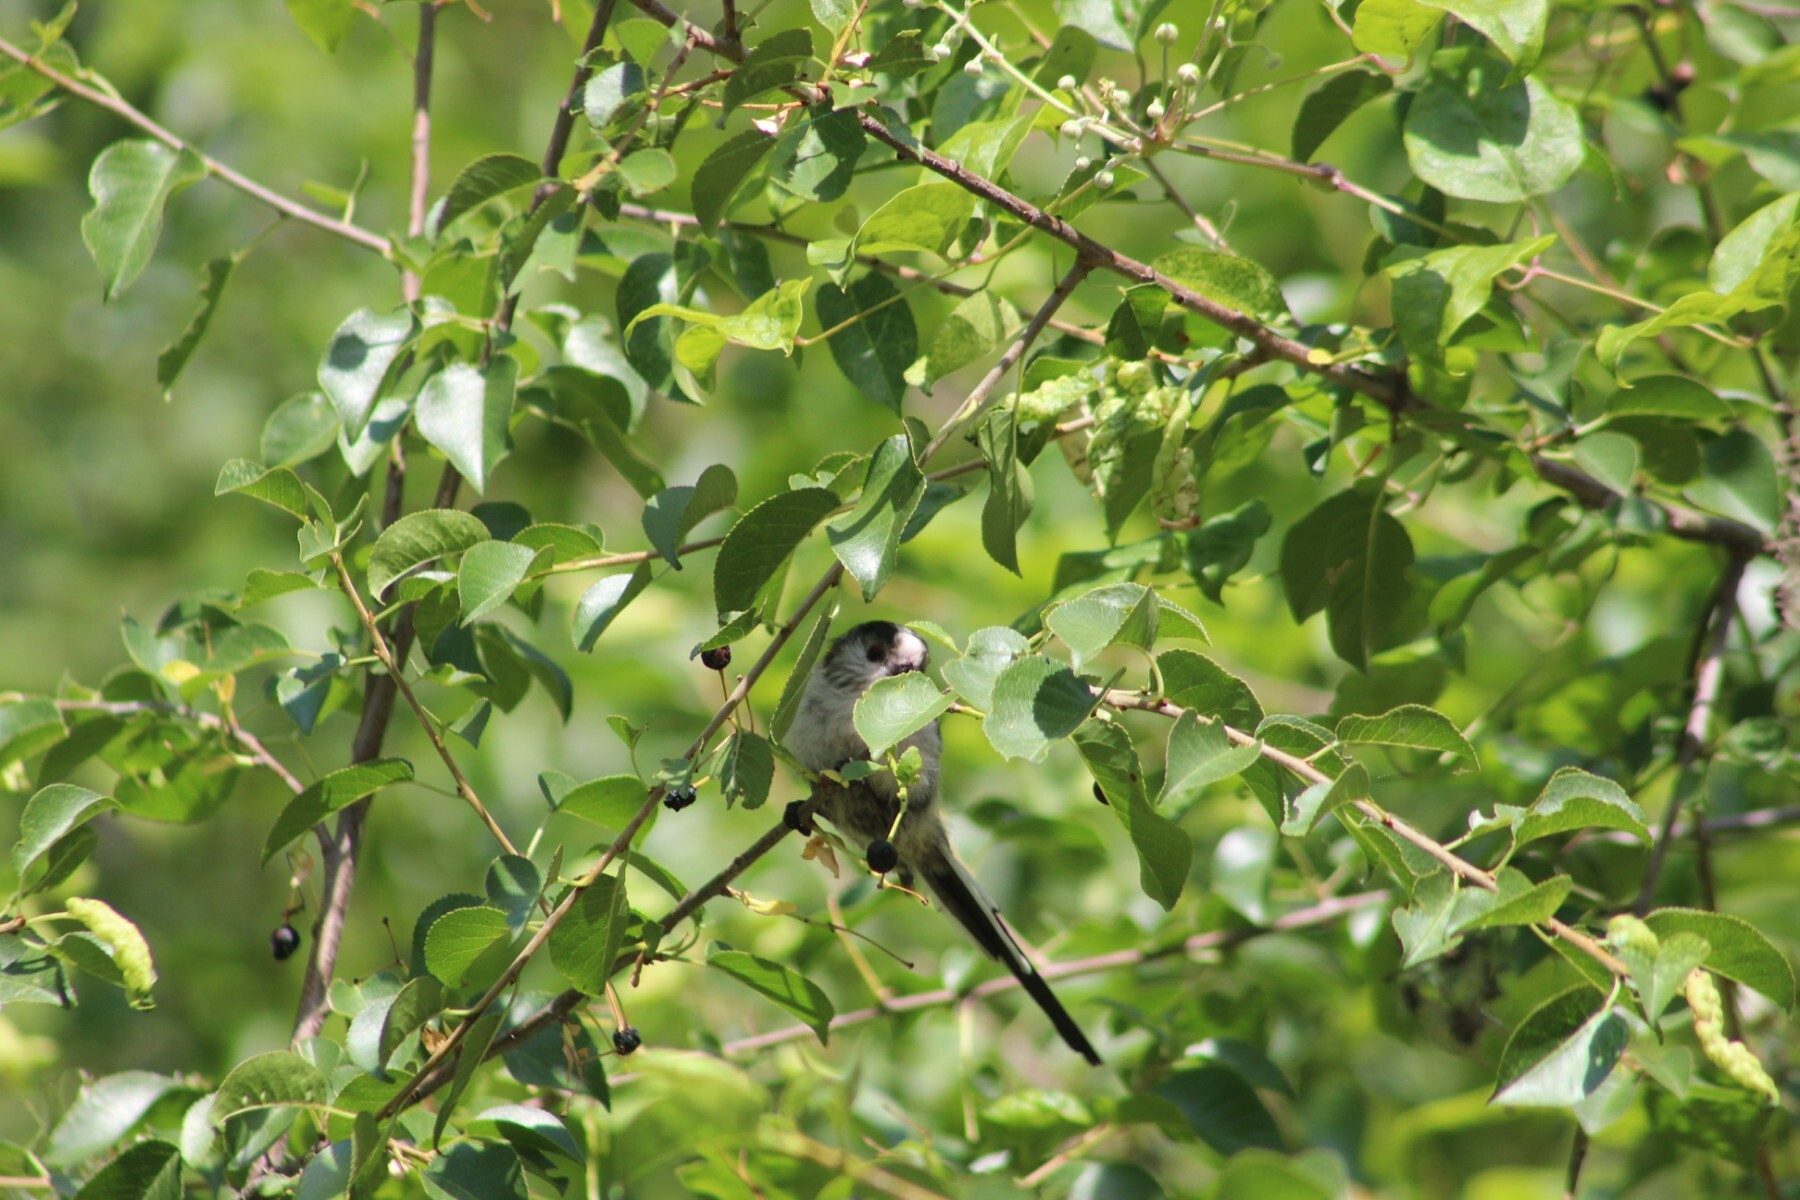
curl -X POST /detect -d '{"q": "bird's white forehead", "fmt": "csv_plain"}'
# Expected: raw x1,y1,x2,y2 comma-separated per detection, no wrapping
892,627,927,662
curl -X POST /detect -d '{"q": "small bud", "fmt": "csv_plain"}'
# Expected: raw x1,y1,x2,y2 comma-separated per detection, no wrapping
903,0,924,7
1057,74,1078,91
1074,155,1092,170
1155,21,1179,43
1060,118,1086,138
1146,100,1166,120
932,42,954,61
1177,62,1201,85
963,57,983,76
1095,170,1115,189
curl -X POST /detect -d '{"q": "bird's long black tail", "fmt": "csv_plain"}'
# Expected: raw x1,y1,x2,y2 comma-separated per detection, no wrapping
918,851,1101,1065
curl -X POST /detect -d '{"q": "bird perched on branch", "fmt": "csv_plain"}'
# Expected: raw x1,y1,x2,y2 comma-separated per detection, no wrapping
787,620,1101,1065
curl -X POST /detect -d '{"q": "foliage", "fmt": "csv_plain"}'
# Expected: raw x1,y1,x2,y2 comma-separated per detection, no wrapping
1,0,1797,1195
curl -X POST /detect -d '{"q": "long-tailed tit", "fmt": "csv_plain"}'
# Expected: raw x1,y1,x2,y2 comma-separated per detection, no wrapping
787,620,1101,1064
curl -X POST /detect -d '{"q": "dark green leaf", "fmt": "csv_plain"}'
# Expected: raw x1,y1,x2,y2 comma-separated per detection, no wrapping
1492,987,1627,1106
1293,71,1394,161
157,256,236,398
854,673,952,759
424,906,510,987
416,358,517,494
828,435,924,599
215,460,309,520
722,729,774,809
817,273,916,411
212,1051,329,1122
457,541,537,625
706,949,834,1043
721,28,814,114
1643,908,1796,1009
713,488,838,617
1076,720,1192,910
434,153,540,235
1280,488,1415,670
318,307,416,435
984,655,1098,761
1403,48,1581,201
1155,248,1286,320
13,783,115,880
977,408,1032,575
71,1139,180,1200
1684,429,1781,533
1046,582,1159,671
0,699,65,770
1336,704,1476,766
643,464,738,568
692,130,777,232
262,759,414,864
422,1141,526,1200
46,1073,185,1167
547,873,629,995
573,562,654,652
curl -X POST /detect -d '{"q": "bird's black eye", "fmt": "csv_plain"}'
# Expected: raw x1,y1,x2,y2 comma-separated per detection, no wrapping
866,642,886,663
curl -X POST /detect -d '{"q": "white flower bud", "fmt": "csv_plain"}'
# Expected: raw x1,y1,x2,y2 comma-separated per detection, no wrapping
1177,62,1201,85
1095,170,1115,189
1074,155,1092,170
1146,100,1166,120
963,57,983,76
1057,74,1078,91
1060,118,1087,138
932,42,954,60
902,0,924,7
1154,21,1179,43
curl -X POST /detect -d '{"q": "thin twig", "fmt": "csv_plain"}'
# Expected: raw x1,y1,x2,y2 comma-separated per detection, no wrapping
0,37,391,256
760,1130,951,1200
32,698,306,796
1635,556,1745,914
329,552,518,855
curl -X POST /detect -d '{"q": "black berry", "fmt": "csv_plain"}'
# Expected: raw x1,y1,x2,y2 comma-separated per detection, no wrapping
700,646,732,671
664,785,697,812
1092,782,1110,806
612,1026,642,1056
783,800,814,834
866,839,899,874
270,924,301,961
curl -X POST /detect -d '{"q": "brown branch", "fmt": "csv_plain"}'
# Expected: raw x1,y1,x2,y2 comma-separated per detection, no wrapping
0,37,391,256
1530,455,1770,558
1635,556,1745,914
401,2,440,304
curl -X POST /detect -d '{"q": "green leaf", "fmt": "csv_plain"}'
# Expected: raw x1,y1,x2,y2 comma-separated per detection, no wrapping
424,906,510,987
14,783,115,880
1160,649,1264,729
262,759,414,864
692,130,777,232
71,1139,181,1200
1155,248,1286,321
771,106,865,203
1161,713,1263,809
1459,868,1574,931
827,435,925,599
46,1072,185,1167
368,509,492,597
375,975,444,1070
854,673,953,759
261,392,341,468
617,148,676,197
865,31,935,78
457,541,537,625
1031,24,1098,85
810,0,853,32
1492,987,1627,1107
816,273,916,411
584,61,647,130
1420,0,1548,76
1614,929,1710,1023
1684,429,1781,533
417,358,517,494
984,655,1098,761
1385,235,1554,358
721,27,814,114
284,0,357,52
431,1012,502,1148
422,1141,526,1200
470,1104,585,1164
157,256,236,398
1076,721,1191,909
1350,0,1443,59
572,562,654,652
212,1051,329,1122
561,773,655,831
1403,49,1582,201
1280,763,1370,836
713,488,838,618
0,699,65,770
1708,191,1800,296
1429,544,1538,634
1047,582,1160,671
910,291,1017,388
547,873,629,995
1642,908,1796,1009
1335,704,1475,766
1572,431,1639,494
62,897,156,1009
722,729,774,809
1293,71,1394,161
434,153,540,235
1280,487,1415,670
1213,1150,1334,1200
486,854,542,934
1391,871,1485,966
81,139,206,300
215,460,309,520
706,949,834,1043
1604,375,1732,422
1509,767,1649,852
852,184,976,262
318,307,417,435
642,464,738,568
1149,1065,1284,1155
977,407,1033,575
771,608,837,744
942,626,1029,711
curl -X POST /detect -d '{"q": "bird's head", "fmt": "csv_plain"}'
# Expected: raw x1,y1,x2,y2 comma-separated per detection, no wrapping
819,620,929,693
